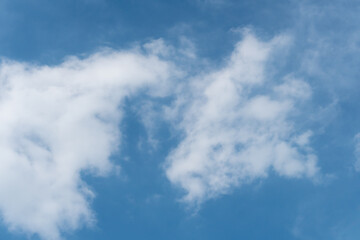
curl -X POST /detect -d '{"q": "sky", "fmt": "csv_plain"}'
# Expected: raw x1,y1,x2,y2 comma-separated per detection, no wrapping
0,0,360,239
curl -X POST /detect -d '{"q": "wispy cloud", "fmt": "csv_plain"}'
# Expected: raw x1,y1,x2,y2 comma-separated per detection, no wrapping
354,134,360,171
164,31,319,206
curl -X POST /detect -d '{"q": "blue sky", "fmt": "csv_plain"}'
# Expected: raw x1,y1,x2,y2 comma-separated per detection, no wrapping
0,0,360,240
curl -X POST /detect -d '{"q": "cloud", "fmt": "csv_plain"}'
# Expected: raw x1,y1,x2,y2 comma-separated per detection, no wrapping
294,1,360,91
0,29,323,238
354,134,360,171
164,32,319,206
0,46,176,239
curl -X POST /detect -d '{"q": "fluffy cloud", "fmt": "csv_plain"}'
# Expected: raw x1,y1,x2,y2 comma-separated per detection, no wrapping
0,47,175,239
165,32,319,206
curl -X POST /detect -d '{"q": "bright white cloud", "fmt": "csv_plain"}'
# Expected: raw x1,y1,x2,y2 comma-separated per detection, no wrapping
164,32,319,206
0,47,176,239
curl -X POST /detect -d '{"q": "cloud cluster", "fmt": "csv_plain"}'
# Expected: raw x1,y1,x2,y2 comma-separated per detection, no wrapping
0,48,175,239
165,32,318,205
0,31,321,239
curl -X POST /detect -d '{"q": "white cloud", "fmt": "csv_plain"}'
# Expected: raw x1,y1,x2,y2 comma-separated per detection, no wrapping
164,32,319,206
0,47,175,239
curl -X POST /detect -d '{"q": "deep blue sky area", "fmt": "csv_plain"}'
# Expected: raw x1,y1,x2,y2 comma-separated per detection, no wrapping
1,0,360,240
0,0,296,63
